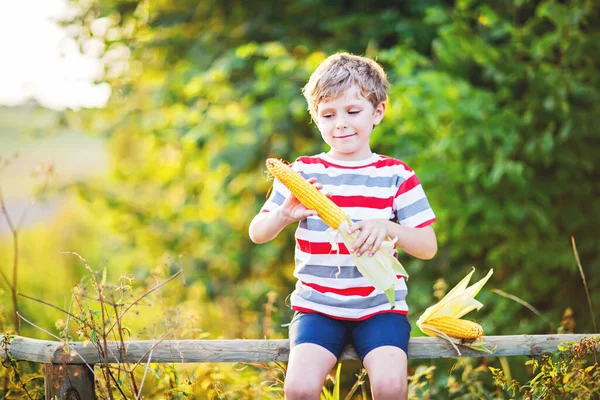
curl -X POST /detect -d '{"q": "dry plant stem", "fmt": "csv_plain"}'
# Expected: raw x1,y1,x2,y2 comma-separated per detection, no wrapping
344,368,367,400
0,173,50,335
107,269,183,334
93,275,115,400
79,293,124,308
105,366,128,399
18,292,95,331
112,302,139,396
59,252,183,397
428,359,434,400
14,175,50,231
0,185,20,334
90,304,127,400
60,252,129,364
499,356,511,380
129,327,178,372
491,289,555,329
491,289,542,317
135,348,153,400
263,293,276,338
72,286,119,400
571,236,597,332
0,267,10,293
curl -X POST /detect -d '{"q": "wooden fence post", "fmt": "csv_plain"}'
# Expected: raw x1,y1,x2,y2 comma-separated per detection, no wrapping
44,364,95,400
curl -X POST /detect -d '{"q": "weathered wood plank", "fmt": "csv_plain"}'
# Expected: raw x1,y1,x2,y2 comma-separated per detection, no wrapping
2,334,598,364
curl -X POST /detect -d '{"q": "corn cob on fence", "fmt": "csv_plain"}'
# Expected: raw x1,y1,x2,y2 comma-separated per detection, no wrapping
420,317,484,340
417,268,494,354
265,158,408,308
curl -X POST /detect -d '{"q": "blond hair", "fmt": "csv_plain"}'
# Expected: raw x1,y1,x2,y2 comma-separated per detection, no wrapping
302,53,389,118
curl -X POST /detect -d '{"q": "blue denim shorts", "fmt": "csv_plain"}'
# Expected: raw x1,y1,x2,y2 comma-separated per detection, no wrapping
288,311,411,362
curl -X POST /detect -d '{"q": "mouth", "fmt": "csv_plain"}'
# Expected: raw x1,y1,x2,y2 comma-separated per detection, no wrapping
334,133,357,139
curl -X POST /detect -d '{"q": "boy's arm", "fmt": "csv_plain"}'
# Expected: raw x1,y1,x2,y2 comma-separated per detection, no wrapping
248,209,295,244
386,223,437,260
248,177,322,244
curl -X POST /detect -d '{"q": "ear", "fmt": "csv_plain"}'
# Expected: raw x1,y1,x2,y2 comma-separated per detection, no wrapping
372,102,386,126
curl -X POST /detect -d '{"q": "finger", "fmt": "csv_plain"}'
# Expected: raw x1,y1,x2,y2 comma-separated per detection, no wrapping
292,207,316,221
357,235,377,257
369,233,387,257
350,229,370,254
282,194,299,207
304,210,318,218
307,177,325,191
307,177,323,190
348,221,363,235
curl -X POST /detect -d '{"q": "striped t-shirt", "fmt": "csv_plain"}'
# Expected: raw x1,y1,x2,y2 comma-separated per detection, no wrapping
261,152,436,320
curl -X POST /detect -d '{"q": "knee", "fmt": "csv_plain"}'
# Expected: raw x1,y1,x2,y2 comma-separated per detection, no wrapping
284,376,322,400
370,375,408,399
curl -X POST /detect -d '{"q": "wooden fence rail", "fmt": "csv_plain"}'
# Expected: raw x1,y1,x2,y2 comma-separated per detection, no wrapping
2,333,599,399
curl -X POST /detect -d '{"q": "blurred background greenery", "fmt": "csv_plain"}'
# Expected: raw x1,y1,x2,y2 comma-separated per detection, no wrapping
1,0,598,398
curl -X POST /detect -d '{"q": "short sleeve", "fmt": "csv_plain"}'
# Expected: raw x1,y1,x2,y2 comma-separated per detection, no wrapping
393,171,436,228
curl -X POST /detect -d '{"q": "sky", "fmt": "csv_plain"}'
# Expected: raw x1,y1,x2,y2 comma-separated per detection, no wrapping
0,0,111,110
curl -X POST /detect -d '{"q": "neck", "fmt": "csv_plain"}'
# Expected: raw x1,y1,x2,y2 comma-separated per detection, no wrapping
326,149,374,162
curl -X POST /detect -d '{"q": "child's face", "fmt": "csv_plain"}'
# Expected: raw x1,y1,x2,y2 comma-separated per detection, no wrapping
315,85,385,161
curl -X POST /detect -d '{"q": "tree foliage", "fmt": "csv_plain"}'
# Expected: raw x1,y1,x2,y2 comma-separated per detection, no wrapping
60,0,600,349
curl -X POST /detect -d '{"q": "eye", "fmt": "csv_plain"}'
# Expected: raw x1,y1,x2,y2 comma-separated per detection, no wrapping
348,110,360,115
322,114,333,119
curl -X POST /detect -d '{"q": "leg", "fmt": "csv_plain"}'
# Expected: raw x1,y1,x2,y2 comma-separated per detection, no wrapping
285,343,337,400
285,312,348,400
363,345,408,400
350,313,411,400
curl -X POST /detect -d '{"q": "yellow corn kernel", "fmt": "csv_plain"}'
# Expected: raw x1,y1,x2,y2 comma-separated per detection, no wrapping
421,316,483,340
266,158,348,229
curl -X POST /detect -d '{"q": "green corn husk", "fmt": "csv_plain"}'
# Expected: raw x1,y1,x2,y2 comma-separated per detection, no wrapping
327,220,408,309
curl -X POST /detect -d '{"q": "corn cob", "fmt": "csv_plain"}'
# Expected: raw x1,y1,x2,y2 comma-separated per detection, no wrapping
266,158,349,229
421,316,483,340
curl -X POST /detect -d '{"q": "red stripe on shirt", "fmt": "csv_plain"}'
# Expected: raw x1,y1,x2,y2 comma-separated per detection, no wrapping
300,281,376,296
300,275,406,297
291,306,408,320
378,155,413,172
296,156,412,171
395,174,420,197
297,239,350,254
416,218,437,228
331,195,393,209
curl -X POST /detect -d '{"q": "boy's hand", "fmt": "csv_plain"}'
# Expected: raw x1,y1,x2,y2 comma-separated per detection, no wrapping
348,219,393,257
277,177,330,224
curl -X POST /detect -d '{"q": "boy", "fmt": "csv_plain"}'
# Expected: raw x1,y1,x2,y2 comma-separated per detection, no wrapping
248,53,437,400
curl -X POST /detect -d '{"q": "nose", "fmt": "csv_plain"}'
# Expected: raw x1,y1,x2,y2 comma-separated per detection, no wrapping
336,117,348,130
